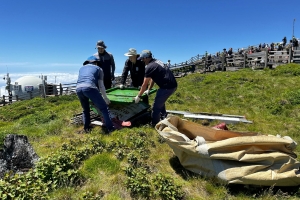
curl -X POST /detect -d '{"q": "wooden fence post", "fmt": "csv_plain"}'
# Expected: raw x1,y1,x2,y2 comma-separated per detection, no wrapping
60,83,63,96
204,51,207,73
43,80,47,98
9,93,12,104
265,49,268,68
289,47,292,63
2,95,5,106
222,53,226,71
243,53,247,68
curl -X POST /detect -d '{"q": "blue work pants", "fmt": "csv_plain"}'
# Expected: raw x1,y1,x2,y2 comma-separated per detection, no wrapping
152,87,177,126
76,87,114,132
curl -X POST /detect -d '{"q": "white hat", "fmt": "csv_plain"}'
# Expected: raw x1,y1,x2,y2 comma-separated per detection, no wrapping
124,48,138,56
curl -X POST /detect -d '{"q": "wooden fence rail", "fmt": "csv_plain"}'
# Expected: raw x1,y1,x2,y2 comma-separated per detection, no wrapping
1,46,300,106
170,47,299,74
0,82,77,106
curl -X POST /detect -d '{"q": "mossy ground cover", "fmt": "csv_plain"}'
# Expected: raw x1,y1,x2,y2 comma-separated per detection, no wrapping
1,64,300,199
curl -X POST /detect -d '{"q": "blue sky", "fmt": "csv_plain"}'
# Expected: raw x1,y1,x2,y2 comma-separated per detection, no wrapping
0,0,299,75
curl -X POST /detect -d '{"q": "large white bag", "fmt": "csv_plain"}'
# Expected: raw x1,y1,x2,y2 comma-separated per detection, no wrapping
155,115,300,186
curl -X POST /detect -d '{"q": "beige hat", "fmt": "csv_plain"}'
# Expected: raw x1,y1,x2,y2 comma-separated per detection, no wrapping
124,48,138,56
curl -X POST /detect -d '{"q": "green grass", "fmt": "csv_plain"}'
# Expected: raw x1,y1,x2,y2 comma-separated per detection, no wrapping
80,153,121,177
1,64,300,199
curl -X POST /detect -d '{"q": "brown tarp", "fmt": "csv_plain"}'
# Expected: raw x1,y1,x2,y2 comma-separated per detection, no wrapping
155,115,300,186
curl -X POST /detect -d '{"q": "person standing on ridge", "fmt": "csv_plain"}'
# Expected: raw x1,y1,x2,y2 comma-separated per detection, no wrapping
165,60,171,68
282,36,287,47
93,40,116,89
119,48,145,89
134,50,177,127
76,55,115,133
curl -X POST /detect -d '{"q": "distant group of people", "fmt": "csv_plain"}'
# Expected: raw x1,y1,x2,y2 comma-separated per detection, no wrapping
247,36,299,54
76,40,177,133
205,35,300,66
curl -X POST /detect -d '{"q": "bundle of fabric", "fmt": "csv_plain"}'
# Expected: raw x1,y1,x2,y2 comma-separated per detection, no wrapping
155,115,300,186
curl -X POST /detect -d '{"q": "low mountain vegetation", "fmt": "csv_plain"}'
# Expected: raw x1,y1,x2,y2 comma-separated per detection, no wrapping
1,64,300,199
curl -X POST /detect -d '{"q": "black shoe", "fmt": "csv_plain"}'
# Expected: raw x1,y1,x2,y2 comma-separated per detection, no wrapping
84,125,95,133
77,129,86,134
149,122,156,128
101,127,116,135
108,127,116,134
84,128,91,133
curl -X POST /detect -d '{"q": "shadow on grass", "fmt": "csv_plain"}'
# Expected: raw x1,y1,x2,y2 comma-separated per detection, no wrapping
227,184,300,198
129,111,152,127
169,156,202,180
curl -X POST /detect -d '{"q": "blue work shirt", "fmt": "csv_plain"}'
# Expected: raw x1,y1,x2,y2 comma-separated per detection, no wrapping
76,64,104,90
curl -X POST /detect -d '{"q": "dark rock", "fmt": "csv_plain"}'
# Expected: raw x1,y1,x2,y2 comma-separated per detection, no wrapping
0,134,39,178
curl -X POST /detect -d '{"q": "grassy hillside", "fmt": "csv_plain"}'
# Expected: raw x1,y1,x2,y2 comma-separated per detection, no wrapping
1,64,300,199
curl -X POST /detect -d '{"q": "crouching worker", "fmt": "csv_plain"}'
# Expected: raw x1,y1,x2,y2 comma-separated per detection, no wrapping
76,56,115,133
134,50,177,127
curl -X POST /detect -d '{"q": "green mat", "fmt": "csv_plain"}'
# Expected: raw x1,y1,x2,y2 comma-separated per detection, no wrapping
106,87,156,103
89,87,157,120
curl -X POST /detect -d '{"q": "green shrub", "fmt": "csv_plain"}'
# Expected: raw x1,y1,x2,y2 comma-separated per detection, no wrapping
125,167,152,199
285,89,300,105
270,63,300,76
19,110,57,126
81,153,120,177
153,173,185,200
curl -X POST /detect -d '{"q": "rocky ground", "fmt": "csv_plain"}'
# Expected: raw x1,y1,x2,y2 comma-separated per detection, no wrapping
113,74,131,87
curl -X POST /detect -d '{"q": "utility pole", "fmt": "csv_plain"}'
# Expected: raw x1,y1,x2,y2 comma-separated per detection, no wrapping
3,73,11,96
293,19,296,38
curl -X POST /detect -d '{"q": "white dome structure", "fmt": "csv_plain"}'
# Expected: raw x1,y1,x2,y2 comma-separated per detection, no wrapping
11,76,44,100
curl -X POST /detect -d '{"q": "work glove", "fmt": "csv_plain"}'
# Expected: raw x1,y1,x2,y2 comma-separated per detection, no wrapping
143,90,150,96
95,61,102,66
104,97,111,105
119,84,125,89
134,95,140,104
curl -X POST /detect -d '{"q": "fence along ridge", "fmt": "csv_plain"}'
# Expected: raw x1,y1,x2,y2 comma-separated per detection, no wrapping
1,44,300,106
0,82,76,106
170,44,299,74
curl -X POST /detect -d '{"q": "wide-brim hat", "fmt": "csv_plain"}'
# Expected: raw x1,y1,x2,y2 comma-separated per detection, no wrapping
124,48,138,56
95,40,107,49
